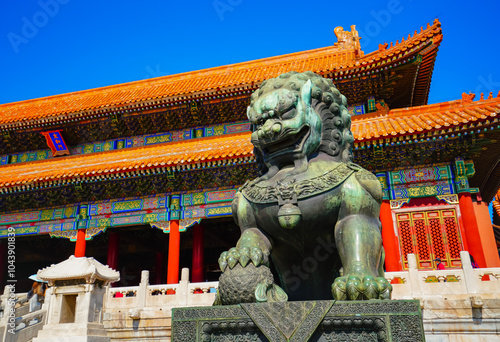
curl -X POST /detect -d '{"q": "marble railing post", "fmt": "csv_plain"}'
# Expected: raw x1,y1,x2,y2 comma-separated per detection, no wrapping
177,268,190,306
41,287,52,316
0,285,14,325
407,254,422,297
460,250,478,294
137,271,149,308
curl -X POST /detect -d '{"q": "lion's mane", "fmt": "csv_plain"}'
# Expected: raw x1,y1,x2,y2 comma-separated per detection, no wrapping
249,71,354,175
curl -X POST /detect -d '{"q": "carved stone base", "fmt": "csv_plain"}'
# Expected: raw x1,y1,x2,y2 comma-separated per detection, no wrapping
172,300,424,342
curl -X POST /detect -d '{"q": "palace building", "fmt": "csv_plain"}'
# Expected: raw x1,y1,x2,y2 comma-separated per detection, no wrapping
1,19,499,292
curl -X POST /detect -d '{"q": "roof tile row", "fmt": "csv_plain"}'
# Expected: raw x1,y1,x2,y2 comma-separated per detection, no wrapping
0,21,441,125
0,95,497,189
352,97,499,140
0,133,253,187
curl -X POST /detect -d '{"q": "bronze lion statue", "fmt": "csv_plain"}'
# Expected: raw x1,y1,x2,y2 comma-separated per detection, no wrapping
215,71,391,305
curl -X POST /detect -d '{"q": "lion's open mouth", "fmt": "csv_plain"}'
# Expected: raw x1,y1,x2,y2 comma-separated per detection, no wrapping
261,125,310,156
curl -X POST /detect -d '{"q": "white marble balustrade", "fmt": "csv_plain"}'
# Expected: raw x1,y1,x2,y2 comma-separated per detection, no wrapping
104,251,500,314
105,268,218,312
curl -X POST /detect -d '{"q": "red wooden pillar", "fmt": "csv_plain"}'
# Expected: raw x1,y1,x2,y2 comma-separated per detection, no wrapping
191,224,205,283
380,200,403,271
459,193,487,267
74,229,87,257
107,231,119,270
155,252,165,284
167,220,180,284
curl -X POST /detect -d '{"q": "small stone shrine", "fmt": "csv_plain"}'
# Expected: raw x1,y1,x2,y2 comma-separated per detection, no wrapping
33,255,120,342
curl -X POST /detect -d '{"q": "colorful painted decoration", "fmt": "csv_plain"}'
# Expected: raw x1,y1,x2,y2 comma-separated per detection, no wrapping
151,218,202,234
348,104,365,116
396,209,463,270
50,227,107,241
41,130,70,157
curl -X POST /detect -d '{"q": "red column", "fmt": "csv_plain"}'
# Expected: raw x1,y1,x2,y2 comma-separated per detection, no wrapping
107,231,119,270
380,200,403,271
459,193,487,267
167,220,180,284
473,201,500,267
74,229,87,257
191,224,205,283
155,252,165,284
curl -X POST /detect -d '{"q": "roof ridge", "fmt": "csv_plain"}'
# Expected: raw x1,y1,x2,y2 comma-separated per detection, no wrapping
359,19,441,63
3,22,445,106
0,45,341,110
0,20,442,126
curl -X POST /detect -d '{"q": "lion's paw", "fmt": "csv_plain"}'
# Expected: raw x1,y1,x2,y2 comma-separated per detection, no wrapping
218,246,268,272
214,262,287,305
255,281,288,303
332,275,392,300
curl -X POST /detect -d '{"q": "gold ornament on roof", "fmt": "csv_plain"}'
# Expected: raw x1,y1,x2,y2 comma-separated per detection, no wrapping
334,25,363,56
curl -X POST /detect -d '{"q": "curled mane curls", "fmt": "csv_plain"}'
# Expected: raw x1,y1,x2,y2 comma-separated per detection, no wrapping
249,71,353,175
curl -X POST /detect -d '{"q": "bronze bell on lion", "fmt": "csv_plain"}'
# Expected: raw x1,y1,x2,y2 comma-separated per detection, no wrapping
277,203,301,229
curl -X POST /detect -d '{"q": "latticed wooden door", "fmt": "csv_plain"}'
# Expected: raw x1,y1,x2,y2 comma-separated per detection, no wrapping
396,208,463,269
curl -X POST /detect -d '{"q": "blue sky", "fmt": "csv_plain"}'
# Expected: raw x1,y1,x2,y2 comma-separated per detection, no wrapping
1,0,499,105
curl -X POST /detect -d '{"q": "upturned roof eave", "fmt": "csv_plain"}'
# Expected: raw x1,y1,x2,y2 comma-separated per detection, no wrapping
0,20,443,127
0,94,498,192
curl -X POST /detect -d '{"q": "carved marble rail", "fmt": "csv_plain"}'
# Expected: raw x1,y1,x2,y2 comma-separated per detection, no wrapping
388,252,500,303
2,251,498,342
105,268,218,311
0,289,47,342
104,251,499,314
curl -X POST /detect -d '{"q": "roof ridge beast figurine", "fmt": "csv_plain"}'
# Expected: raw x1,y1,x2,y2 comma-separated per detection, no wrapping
215,71,392,305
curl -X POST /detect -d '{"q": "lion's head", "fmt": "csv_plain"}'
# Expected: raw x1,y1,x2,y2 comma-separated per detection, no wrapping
247,71,353,175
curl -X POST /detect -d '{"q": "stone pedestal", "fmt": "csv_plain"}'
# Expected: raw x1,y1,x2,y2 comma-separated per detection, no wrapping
33,256,120,342
172,300,424,341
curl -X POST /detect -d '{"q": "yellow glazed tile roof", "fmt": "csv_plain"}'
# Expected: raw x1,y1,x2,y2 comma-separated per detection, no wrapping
351,95,500,140
0,132,253,188
0,95,498,189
